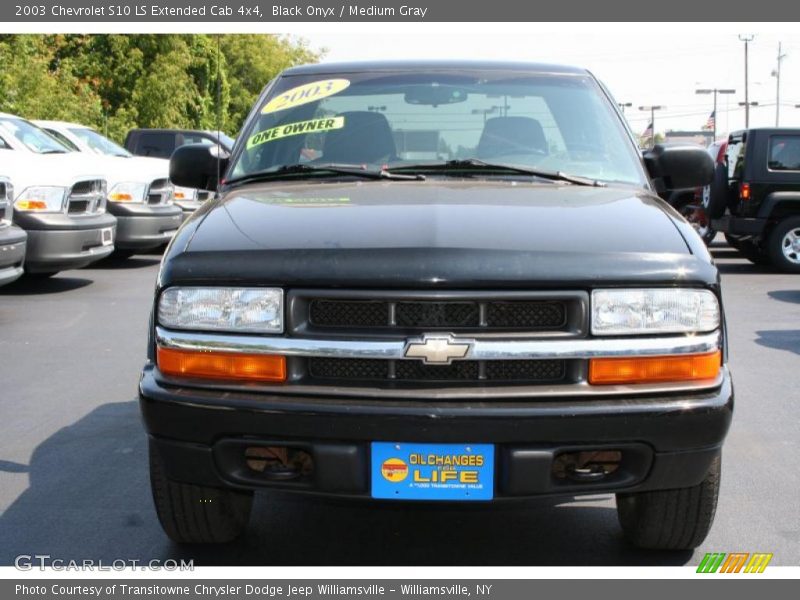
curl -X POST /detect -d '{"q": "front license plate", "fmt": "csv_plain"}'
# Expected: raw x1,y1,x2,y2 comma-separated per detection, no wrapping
100,227,113,246
371,442,494,501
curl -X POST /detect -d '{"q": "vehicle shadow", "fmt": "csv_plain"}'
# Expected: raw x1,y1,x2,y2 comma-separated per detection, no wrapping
714,261,779,275
0,400,693,567
754,330,800,356
768,290,800,304
0,276,93,295
90,256,161,270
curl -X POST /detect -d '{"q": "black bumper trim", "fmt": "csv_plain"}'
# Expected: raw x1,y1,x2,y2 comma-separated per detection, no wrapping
140,365,732,498
711,215,765,236
148,435,721,500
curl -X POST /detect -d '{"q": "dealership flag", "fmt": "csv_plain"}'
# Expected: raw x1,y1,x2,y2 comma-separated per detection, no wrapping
703,111,716,131
641,122,653,139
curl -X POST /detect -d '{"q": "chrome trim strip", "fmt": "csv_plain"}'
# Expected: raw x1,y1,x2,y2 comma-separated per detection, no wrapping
155,327,721,361
157,369,726,399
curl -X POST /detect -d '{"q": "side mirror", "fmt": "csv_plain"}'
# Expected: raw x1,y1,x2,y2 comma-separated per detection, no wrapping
170,143,230,192
643,144,714,197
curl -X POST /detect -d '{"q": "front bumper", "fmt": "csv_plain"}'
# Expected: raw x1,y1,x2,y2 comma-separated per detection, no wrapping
0,225,27,285
140,364,733,500
13,212,116,273
108,203,183,250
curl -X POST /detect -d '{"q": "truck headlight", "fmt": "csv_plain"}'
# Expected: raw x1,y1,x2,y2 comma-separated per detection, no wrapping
108,182,147,203
14,186,68,212
172,186,198,202
158,287,284,333
591,288,719,335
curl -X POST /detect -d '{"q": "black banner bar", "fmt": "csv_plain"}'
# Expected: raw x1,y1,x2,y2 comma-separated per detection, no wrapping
2,0,800,22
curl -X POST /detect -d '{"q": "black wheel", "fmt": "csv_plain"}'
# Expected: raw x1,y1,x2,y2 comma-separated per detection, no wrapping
616,456,720,550
737,239,771,265
706,163,730,219
149,442,253,544
767,216,800,273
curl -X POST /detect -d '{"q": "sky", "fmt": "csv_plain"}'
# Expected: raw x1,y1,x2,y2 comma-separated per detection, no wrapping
304,29,800,140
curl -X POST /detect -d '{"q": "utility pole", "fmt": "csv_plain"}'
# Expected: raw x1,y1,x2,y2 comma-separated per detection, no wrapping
739,34,755,127
639,105,663,147
695,88,736,140
772,42,788,126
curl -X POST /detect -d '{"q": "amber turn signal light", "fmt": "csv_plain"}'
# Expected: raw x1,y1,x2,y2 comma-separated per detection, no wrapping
157,347,286,382
589,351,721,385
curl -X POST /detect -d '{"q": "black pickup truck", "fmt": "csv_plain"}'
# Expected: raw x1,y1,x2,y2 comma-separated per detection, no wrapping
711,128,800,271
140,61,730,551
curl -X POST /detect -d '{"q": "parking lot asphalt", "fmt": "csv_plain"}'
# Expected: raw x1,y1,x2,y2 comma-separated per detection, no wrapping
0,240,797,567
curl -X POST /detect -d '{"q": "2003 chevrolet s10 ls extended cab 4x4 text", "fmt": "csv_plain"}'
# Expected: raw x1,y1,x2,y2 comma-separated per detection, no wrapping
140,61,729,550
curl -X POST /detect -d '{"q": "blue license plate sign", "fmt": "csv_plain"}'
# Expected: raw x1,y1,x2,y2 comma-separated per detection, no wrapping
371,442,494,501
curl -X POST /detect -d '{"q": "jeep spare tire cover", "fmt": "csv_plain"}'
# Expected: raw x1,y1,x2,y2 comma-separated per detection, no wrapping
706,162,730,219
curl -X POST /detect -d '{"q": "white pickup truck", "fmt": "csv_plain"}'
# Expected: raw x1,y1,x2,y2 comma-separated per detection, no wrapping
0,176,27,285
36,120,205,224
0,113,117,276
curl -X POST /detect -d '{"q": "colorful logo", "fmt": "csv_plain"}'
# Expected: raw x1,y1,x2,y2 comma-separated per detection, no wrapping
380,458,408,482
696,552,773,573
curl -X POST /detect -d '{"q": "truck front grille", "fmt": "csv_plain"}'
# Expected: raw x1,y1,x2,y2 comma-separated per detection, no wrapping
0,179,11,225
308,298,567,332
147,179,172,205
307,357,567,386
67,179,105,215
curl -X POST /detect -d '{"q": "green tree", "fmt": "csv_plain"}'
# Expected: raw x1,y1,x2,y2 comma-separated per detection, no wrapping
0,34,323,143
221,34,322,133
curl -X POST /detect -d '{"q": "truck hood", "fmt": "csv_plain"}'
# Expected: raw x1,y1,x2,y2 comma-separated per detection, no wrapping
164,180,718,287
0,151,167,198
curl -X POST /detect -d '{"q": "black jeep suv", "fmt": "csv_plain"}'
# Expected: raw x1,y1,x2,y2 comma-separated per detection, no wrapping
710,128,800,271
140,61,730,550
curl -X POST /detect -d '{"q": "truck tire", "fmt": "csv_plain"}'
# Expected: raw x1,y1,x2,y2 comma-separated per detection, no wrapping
149,442,253,544
616,456,720,550
706,163,730,219
767,216,800,273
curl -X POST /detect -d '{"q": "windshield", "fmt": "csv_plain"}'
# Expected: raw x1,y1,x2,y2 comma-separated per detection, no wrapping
0,117,72,154
230,70,646,186
69,127,132,157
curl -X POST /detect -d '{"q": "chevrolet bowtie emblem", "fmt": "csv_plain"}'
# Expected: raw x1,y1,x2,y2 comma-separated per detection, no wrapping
403,335,473,364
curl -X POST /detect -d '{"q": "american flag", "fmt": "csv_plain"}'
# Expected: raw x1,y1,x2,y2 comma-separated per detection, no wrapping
641,122,653,139
703,111,716,131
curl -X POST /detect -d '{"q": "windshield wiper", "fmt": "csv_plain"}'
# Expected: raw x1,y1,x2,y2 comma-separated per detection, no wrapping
388,158,606,187
225,163,425,186
40,149,67,154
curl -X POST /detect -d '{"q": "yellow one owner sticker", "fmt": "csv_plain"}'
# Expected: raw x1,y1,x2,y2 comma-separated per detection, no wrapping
261,79,350,114
247,116,345,149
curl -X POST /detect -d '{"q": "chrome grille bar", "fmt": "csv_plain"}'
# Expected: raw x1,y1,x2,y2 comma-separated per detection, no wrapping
155,326,721,361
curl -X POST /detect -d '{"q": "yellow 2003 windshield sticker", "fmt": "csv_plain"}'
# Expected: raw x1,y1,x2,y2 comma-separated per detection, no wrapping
247,116,345,149
261,79,351,115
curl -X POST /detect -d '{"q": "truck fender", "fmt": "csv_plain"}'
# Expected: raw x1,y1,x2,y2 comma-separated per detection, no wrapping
757,192,800,219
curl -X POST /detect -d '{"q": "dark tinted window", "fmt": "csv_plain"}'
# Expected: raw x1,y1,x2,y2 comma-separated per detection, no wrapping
136,132,176,158
180,134,214,146
769,135,800,171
